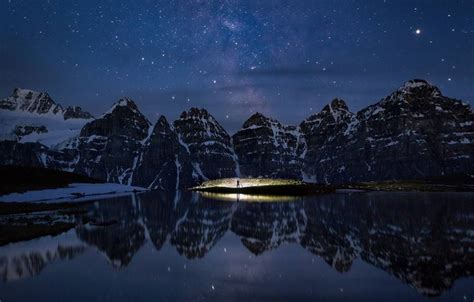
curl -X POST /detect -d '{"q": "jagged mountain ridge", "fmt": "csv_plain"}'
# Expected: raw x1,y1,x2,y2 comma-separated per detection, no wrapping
0,79,473,186
0,88,94,122
300,79,474,182
0,88,94,147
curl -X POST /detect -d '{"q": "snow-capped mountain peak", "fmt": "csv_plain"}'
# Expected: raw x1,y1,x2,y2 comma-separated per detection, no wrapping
1,88,94,120
329,97,349,110
0,88,94,147
63,106,94,120
321,98,352,123
1,88,63,116
173,107,238,180
12,87,43,101
241,112,272,129
300,98,354,134
390,79,442,102
103,97,142,117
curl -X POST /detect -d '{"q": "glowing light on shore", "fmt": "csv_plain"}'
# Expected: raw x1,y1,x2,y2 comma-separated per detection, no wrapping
197,178,304,189
191,178,317,203
198,192,300,203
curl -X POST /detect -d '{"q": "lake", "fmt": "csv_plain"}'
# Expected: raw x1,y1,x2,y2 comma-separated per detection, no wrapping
1,191,473,301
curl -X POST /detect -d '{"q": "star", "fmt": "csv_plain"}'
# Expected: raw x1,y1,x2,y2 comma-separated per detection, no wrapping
2,0,471,134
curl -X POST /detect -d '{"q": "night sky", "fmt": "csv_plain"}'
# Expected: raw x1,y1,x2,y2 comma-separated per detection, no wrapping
1,0,473,132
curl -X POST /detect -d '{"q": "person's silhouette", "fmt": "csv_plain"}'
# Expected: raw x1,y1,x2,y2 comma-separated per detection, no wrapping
236,179,240,187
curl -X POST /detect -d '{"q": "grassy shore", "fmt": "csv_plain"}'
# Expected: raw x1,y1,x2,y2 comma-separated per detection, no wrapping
192,177,474,195
342,179,474,192
191,178,335,195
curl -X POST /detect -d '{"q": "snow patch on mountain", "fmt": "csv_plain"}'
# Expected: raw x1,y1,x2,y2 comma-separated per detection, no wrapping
0,88,93,148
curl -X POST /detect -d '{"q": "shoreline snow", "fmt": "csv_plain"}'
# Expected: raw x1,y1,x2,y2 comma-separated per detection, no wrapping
0,183,147,203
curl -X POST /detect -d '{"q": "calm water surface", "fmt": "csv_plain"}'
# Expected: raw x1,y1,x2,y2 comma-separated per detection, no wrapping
1,191,473,301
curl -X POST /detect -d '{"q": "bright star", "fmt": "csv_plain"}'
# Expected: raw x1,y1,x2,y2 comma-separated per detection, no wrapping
415,29,421,35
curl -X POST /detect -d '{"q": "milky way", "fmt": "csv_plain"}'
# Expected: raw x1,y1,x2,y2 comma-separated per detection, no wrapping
1,0,472,132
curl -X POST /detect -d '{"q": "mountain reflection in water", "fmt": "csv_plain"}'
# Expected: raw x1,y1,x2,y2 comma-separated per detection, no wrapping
1,190,473,301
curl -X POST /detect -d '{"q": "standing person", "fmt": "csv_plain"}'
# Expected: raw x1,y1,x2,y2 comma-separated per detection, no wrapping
237,179,240,188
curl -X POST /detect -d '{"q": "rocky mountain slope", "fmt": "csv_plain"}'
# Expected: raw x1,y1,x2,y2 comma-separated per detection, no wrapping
299,79,474,183
232,112,303,179
133,115,195,190
298,97,357,181
173,108,239,180
0,79,472,186
71,98,151,183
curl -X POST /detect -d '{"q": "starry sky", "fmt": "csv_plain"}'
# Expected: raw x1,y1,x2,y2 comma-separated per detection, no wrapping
1,0,473,132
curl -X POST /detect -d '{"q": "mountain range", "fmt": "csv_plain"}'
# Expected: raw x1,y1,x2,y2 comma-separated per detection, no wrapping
0,79,473,188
